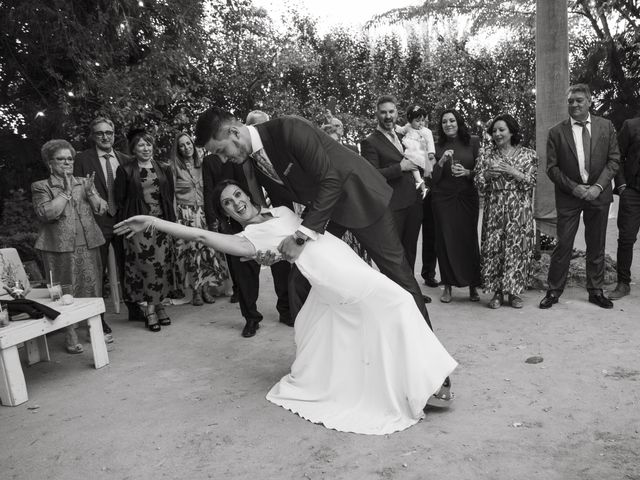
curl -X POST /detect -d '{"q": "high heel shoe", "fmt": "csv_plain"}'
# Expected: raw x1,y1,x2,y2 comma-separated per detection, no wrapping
156,305,171,326
440,285,452,303
145,312,161,332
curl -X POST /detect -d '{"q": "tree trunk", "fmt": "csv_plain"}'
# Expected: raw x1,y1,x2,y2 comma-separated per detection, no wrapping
535,0,569,238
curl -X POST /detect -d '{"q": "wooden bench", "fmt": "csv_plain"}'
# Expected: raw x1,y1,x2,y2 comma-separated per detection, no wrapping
0,297,108,407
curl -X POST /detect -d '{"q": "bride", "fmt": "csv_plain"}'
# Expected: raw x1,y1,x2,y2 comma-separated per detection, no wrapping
115,180,457,435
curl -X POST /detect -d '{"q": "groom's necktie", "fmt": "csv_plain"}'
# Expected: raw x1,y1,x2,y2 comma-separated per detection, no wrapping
251,149,283,185
576,120,591,179
103,153,117,216
242,161,268,208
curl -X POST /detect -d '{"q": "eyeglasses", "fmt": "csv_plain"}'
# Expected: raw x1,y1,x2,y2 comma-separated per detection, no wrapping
53,157,74,164
93,130,114,138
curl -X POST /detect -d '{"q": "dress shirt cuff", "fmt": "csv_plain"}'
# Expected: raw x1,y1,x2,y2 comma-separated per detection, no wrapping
297,225,319,241
594,183,604,192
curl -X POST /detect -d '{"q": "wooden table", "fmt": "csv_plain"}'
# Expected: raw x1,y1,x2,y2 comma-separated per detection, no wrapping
0,297,108,406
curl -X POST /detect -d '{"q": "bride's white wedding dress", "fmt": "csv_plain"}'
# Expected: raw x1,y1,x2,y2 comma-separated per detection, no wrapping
239,207,457,435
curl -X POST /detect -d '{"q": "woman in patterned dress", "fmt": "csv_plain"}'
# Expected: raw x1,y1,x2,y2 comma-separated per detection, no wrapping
114,130,176,331
432,109,482,303
169,132,229,305
32,139,108,353
474,114,537,309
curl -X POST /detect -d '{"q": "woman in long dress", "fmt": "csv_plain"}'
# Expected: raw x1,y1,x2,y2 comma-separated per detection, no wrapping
115,180,457,435
169,132,229,305
432,109,482,303
474,114,537,309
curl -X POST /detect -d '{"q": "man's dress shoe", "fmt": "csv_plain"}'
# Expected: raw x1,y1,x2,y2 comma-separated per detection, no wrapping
241,319,260,338
588,293,613,309
539,292,559,309
608,282,630,300
424,278,439,288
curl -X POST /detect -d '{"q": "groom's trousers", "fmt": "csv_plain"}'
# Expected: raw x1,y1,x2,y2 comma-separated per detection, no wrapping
289,208,431,329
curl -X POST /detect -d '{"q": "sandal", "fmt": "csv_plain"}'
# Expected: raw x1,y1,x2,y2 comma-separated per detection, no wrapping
156,305,171,326
65,343,84,354
145,312,161,332
469,286,480,302
201,287,216,304
509,294,524,309
426,384,455,408
488,292,503,309
192,288,204,306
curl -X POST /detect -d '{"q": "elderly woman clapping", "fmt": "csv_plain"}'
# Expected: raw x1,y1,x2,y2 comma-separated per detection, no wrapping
32,139,108,354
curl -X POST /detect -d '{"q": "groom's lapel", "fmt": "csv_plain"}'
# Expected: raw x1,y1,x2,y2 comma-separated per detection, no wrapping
255,125,295,191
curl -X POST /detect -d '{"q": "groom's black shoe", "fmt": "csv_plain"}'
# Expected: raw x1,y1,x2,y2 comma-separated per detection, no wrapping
539,292,559,309
279,314,294,327
422,294,432,304
241,319,260,338
588,293,613,309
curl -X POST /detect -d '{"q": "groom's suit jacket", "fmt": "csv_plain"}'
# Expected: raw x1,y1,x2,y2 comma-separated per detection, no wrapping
254,116,392,234
360,130,418,211
546,115,620,208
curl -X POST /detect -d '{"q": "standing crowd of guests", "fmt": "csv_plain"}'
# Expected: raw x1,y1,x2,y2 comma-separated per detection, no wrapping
30,82,639,353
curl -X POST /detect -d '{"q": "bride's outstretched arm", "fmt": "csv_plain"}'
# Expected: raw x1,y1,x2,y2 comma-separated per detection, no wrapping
114,215,256,258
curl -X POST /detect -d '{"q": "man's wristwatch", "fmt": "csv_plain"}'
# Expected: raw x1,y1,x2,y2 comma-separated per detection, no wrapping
293,231,308,246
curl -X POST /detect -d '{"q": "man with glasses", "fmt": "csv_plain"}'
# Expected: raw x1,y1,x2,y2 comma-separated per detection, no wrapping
74,117,139,330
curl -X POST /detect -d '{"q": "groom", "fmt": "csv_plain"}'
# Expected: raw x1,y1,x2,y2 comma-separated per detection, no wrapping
194,107,432,326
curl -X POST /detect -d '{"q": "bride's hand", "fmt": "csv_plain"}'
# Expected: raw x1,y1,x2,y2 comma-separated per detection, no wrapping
114,215,154,238
251,250,280,266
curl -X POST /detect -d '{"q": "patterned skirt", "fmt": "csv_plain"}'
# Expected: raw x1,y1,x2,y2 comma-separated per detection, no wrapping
40,246,102,297
480,189,535,295
123,205,174,304
174,204,229,291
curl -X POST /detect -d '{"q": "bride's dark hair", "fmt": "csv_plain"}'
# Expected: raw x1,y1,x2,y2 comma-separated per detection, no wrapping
212,179,261,223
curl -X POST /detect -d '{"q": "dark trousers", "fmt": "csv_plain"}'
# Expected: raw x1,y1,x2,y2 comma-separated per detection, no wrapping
226,254,291,322
391,198,423,271
289,208,431,328
420,192,437,281
616,187,640,284
547,201,610,294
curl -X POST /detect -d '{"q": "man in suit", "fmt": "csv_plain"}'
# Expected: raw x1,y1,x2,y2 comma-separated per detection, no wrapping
360,95,424,277
74,116,140,331
540,84,620,309
193,106,432,327
609,116,640,299
201,112,292,338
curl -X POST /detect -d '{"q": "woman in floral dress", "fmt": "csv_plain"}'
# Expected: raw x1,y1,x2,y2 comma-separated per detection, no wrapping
169,132,229,305
114,130,176,331
474,114,537,309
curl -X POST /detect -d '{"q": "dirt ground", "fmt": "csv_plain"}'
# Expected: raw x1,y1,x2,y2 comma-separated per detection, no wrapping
2,208,639,480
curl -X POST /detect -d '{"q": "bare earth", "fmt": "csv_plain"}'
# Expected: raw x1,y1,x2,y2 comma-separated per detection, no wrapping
2,208,639,480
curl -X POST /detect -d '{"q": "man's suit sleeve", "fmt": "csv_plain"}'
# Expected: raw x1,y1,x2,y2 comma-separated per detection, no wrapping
546,127,579,195
614,120,629,190
360,137,403,180
282,119,347,234
594,119,620,189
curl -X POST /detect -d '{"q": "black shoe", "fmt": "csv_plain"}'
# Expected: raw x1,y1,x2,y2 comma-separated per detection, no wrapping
608,282,630,300
241,319,260,338
279,315,294,327
539,292,559,309
101,320,112,335
588,293,614,309
422,294,432,304
424,278,439,288
127,303,145,322
230,292,239,303
469,286,480,302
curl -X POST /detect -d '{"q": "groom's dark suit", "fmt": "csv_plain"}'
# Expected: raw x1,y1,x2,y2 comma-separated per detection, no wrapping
546,115,620,294
360,130,422,269
252,116,430,325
